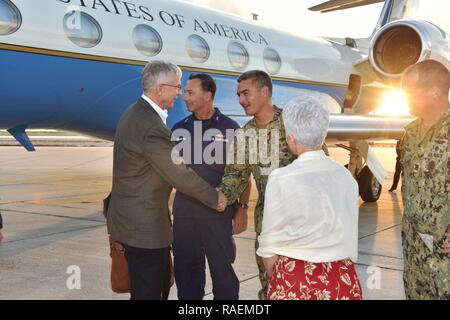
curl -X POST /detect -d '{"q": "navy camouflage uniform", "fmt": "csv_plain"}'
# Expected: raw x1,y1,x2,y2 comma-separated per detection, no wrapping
220,106,329,300
400,111,450,299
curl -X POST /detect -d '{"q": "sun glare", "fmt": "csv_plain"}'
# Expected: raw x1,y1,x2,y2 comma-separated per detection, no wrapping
371,91,411,116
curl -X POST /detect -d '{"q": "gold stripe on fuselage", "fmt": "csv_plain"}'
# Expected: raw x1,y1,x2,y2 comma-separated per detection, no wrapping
0,42,348,88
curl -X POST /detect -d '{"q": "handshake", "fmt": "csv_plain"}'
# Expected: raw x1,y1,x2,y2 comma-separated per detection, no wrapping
215,188,228,212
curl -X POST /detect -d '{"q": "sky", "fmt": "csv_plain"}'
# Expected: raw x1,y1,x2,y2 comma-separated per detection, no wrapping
185,0,450,38
185,0,385,38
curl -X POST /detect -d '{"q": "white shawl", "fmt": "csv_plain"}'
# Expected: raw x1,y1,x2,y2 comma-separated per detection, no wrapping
257,151,359,263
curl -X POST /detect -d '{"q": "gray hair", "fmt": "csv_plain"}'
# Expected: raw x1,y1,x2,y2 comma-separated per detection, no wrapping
282,95,330,149
142,60,182,93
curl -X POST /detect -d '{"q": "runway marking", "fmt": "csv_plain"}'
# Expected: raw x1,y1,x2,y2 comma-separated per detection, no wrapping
233,224,404,242
358,251,403,260
63,156,112,170
355,262,403,272
1,176,110,186
0,208,105,223
0,182,55,187
0,191,108,205
3,224,105,244
359,223,402,240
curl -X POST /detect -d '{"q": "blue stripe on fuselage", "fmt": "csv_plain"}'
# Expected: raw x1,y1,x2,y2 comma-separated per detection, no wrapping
0,49,346,140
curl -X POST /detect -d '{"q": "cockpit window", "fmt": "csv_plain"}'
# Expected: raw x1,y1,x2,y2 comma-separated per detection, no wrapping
228,41,249,71
63,10,102,48
0,0,22,35
186,34,210,63
133,24,163,57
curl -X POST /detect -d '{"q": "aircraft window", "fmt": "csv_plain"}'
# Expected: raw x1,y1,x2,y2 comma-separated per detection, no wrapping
63,11,102,48
0,0,22,35
133,24,163,57
228,41,249,71
186,34,210,63
263,47,282,75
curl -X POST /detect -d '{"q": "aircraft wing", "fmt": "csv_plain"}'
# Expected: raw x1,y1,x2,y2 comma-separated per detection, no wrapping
309,0,384,13
326,114,413,141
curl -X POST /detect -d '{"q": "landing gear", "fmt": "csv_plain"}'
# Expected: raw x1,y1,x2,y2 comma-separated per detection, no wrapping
357,166,382,202
338,141,383,203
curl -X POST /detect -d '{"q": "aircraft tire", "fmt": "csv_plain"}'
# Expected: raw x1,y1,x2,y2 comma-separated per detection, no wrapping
357,166,382,202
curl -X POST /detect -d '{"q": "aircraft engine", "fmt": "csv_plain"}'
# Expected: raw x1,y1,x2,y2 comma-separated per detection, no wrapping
369,20,450,78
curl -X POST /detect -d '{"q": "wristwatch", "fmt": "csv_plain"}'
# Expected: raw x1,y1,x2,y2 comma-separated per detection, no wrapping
237,202,249,209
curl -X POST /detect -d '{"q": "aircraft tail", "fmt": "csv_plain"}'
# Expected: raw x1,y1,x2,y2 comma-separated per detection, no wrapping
309,0,398,37
308,0,385,13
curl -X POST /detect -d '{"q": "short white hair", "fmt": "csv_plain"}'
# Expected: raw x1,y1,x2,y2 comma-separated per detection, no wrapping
282,95,330,149
142,60,182,92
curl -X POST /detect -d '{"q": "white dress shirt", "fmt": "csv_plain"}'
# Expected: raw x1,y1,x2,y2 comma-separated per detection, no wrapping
257,150,359,263
141,94,168,125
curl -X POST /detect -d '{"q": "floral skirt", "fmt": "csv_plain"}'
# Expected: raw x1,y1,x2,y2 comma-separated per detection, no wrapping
267,256,363,300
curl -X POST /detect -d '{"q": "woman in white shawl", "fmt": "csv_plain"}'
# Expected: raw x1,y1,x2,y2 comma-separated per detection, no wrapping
257,95,363,300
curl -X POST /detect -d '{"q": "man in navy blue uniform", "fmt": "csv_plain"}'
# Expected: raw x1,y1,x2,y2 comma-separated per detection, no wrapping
171,74,251,300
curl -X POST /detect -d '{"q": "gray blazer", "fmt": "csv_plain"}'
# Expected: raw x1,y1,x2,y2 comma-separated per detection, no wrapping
107,98,218,249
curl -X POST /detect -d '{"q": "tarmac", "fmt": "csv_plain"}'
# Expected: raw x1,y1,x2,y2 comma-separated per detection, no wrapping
0,144,405,300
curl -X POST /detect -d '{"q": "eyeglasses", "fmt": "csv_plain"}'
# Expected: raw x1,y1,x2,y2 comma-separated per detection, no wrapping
161,83,182,90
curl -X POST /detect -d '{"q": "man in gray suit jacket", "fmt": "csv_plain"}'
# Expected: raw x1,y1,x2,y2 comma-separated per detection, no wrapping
107,60,226,300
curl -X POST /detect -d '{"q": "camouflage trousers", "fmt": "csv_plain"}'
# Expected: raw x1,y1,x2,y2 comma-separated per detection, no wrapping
402,219,449,300
255,236,268,300
254,207,268,300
